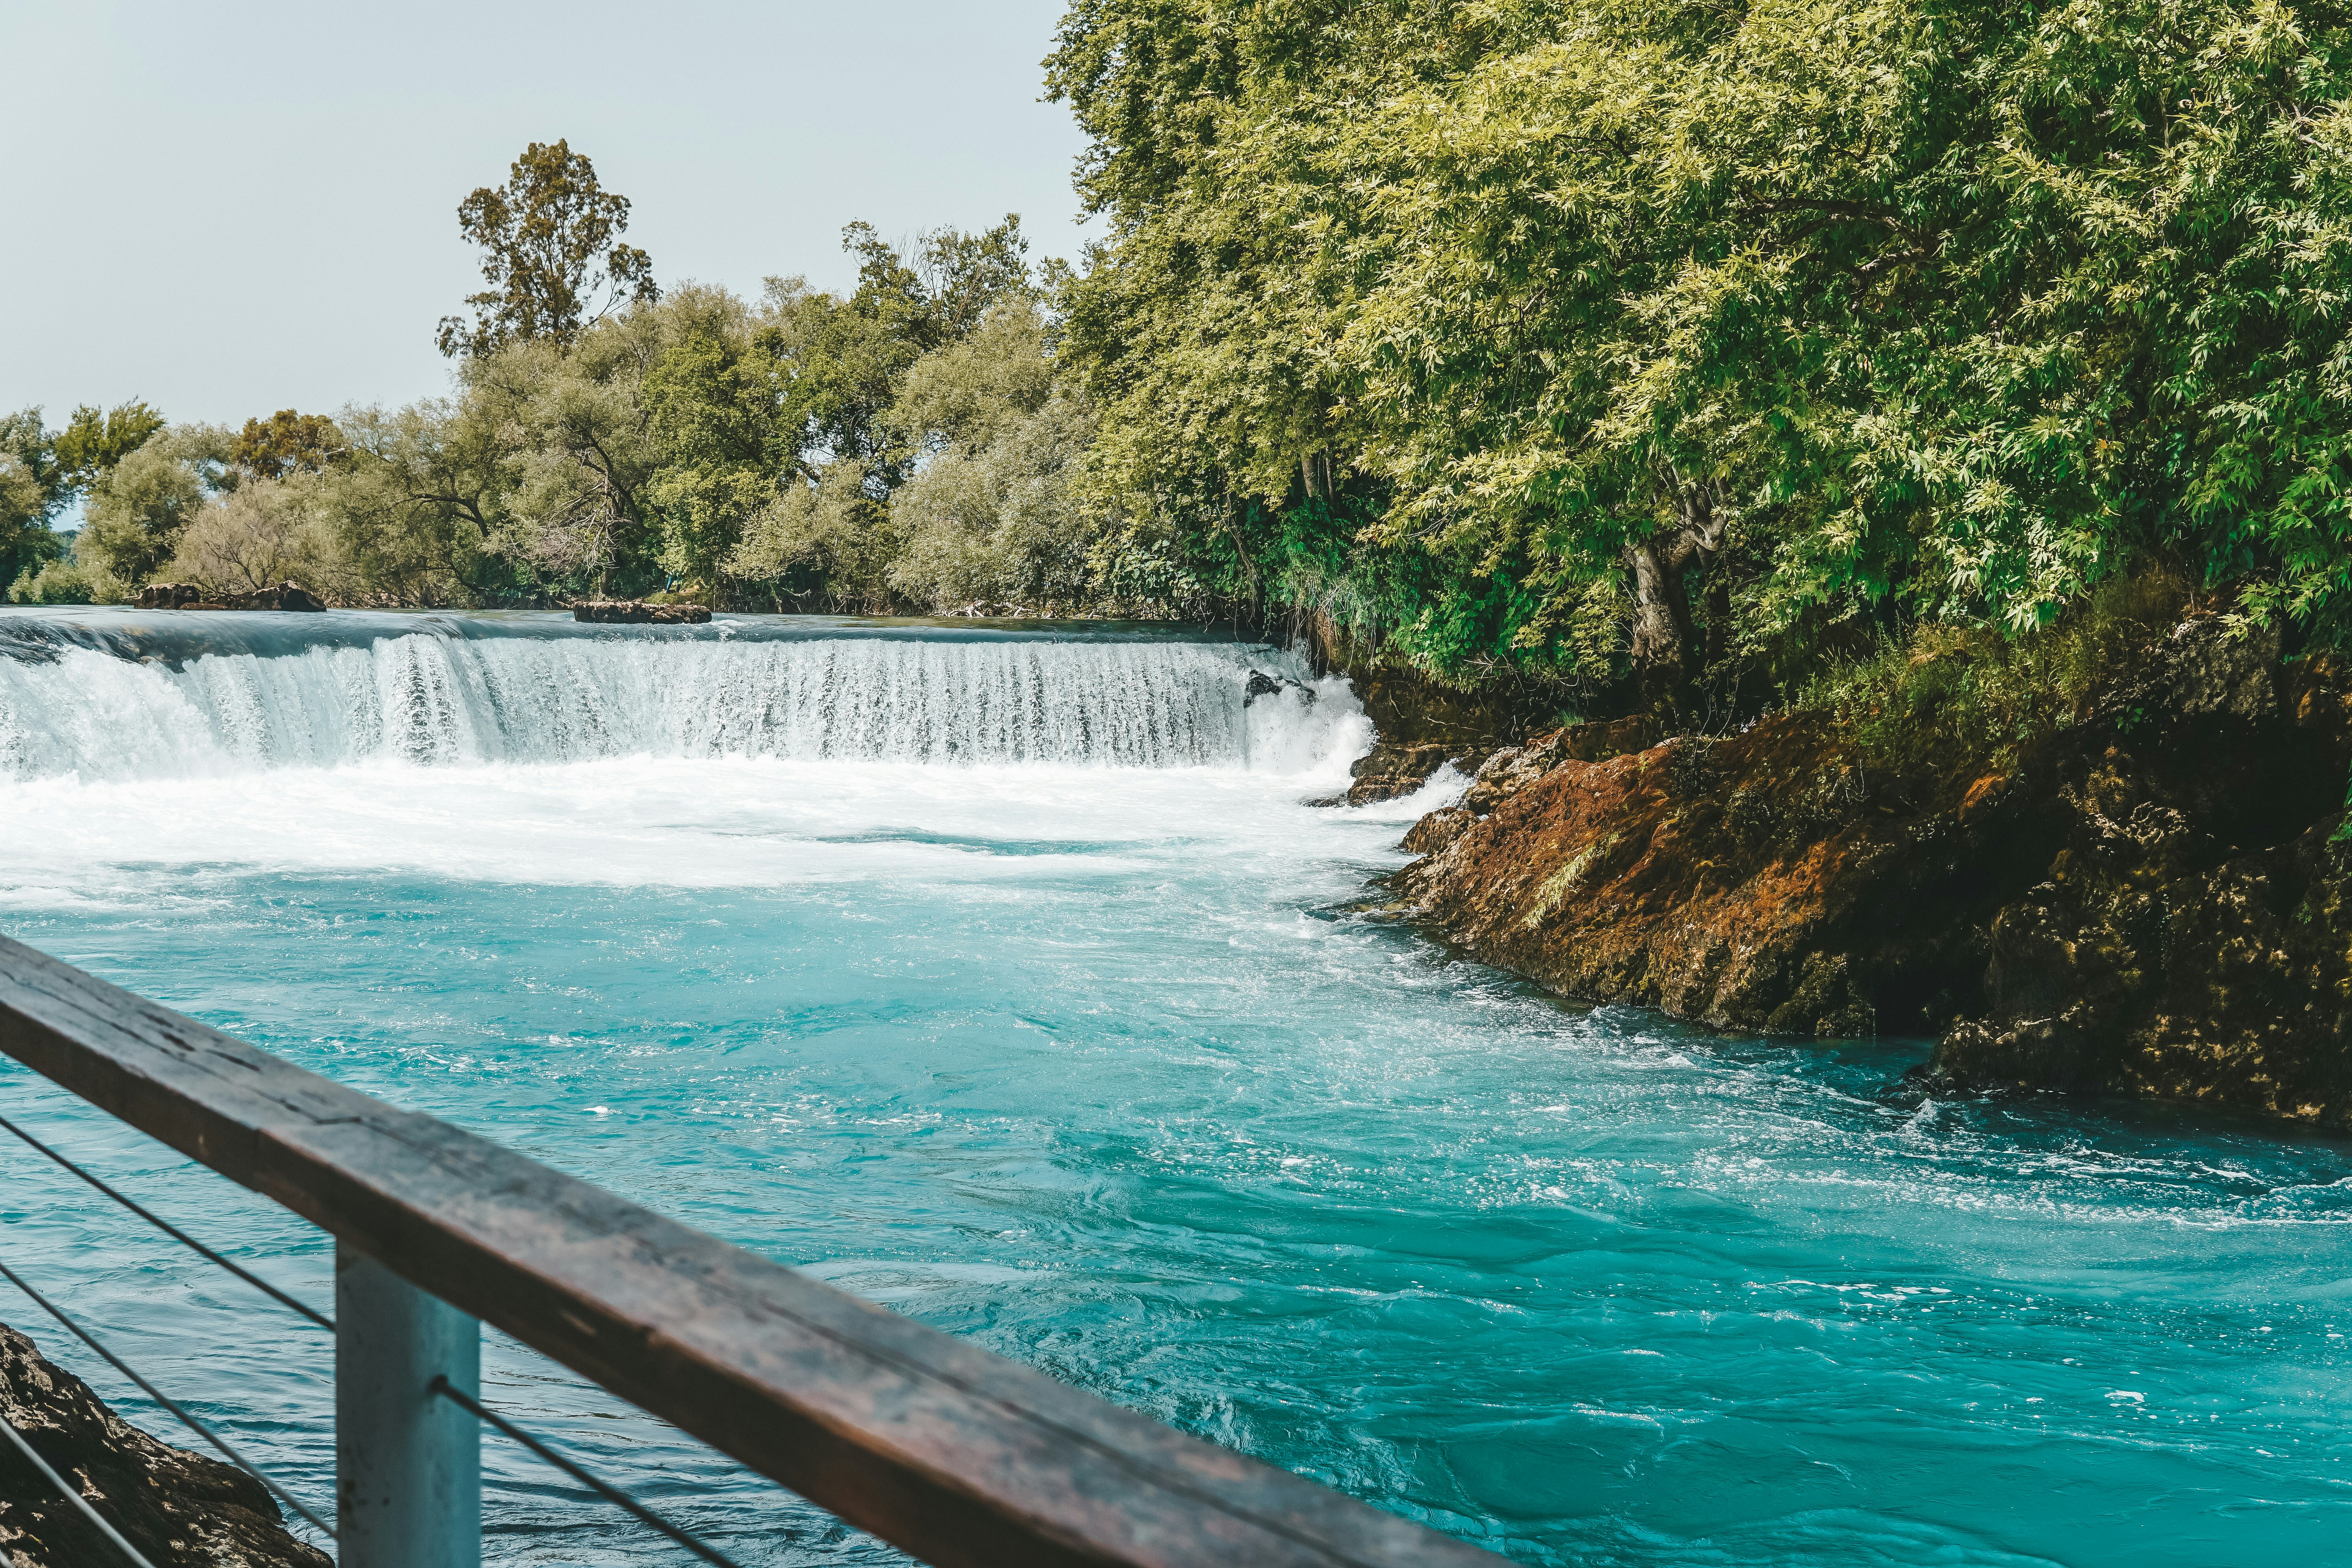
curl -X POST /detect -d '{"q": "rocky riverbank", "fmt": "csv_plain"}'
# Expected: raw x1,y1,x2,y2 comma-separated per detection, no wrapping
0,1322,327,1567
1379,615,2352,1127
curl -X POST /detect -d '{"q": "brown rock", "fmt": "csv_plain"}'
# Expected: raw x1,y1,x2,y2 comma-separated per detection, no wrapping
1390,621,2352,1123
572,600,712,625
137,582,324,612
1341,742,1472,805
1393,720,1978,1038
1401,805,1477,856
0,1320,328,1568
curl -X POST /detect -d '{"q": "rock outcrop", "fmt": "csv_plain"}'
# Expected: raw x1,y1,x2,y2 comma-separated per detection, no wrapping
0,1321,328,1567
1320,667,1556,804
572,599,712,624
135,582,324,612
1391,619,2352,1125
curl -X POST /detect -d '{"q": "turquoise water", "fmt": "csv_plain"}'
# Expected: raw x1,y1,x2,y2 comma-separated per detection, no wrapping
2,612,2349,1566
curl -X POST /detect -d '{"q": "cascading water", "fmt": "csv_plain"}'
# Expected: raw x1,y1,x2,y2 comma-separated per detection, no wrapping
0,613,1361,779
1,607,2347,1568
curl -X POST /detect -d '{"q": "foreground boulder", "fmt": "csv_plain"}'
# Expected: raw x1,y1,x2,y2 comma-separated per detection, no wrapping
572,599,711,624
1392,620,2352,1126
0,1321,328,1567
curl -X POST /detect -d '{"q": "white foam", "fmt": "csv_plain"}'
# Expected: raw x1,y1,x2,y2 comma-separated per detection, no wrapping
0,634,1370,781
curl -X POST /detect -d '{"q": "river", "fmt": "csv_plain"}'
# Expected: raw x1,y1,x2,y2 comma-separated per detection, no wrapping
1,609,2347,1566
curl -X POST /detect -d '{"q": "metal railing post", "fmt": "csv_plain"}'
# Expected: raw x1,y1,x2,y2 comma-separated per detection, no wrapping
336,1245,481,1567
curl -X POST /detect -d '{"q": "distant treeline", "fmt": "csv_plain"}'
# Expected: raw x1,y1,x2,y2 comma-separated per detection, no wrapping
11,0,2352,711
0,146,1116,620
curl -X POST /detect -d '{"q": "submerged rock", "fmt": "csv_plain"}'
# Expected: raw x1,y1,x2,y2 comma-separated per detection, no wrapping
572,599,712,624
0,1320,329,1567
1243,669,1316,705
1392,621,2352,1125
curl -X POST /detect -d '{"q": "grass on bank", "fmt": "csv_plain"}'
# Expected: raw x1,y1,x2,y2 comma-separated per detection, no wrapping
1781,569,2200,784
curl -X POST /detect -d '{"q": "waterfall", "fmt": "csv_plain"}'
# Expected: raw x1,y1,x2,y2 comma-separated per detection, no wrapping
0,617,1365,780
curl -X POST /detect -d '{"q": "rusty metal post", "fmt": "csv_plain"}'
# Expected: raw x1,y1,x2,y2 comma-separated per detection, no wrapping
337,1245,480,1567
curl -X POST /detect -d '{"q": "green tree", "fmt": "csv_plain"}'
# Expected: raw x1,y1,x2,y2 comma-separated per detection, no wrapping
230,410,348,479
885,302,1102,611
1049,0,2352,707
75,425,233,589
0,408,69,594
436,140,658,359
788,218,1037,477
167,474,350,600
51,400,166,494
476,318,667,595
644,290,798,590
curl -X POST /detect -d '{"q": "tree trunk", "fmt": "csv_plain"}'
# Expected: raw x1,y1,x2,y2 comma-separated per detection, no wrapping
1300,451,1334,504
1626,538,1692,675
1624,483,1726,711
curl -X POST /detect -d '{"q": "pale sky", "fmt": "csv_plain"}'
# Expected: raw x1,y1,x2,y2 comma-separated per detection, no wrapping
0,0,1097,432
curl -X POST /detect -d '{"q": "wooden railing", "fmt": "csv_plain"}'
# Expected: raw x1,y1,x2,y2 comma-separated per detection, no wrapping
0,934,1502,1566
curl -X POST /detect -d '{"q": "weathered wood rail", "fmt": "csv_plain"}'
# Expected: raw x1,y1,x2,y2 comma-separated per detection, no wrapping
0,934,1501,1566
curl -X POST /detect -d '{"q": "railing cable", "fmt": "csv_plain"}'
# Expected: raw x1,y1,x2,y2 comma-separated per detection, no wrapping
0,1255,335,1542
428,1375,745,1568
0,1407,161,1568
0,1112,332,1330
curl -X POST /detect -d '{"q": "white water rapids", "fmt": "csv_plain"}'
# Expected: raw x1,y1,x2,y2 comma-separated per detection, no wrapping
0,622,1365,780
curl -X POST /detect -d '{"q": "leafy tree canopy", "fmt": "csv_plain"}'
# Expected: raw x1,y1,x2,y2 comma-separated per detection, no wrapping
0,408,70,593
1046,0,2352,704
437,140,659,359
51,400,165,495
230,410,348,479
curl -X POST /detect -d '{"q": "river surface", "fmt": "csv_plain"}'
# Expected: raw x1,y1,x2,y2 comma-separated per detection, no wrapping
1,609,2348,1567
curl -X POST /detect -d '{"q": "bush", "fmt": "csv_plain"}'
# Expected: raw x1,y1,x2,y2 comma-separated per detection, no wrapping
1791,569,2194,780
167,475,352,601
8,556,128,605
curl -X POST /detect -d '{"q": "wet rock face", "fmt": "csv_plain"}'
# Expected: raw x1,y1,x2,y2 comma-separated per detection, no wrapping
1341,742,1476,805
1392,627,2352,1125
1930,796,2352,1121
0,1321,329,1568
1394,720,1985,1038
572,600,712,624
1320,667,1553,804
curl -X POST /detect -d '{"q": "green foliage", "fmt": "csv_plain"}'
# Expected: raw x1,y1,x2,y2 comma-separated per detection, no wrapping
167,474,345,597
1793,570,2193,780
437,140,658,359
51,401,165,494
4,401,171,601
4,399,175,602
645,290,796,588
8,555,124,606
230,411,347,479
1047,0,2352,696
76,425,232,590
728,458,900,611
0,408,69,594
885,304,1100,611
